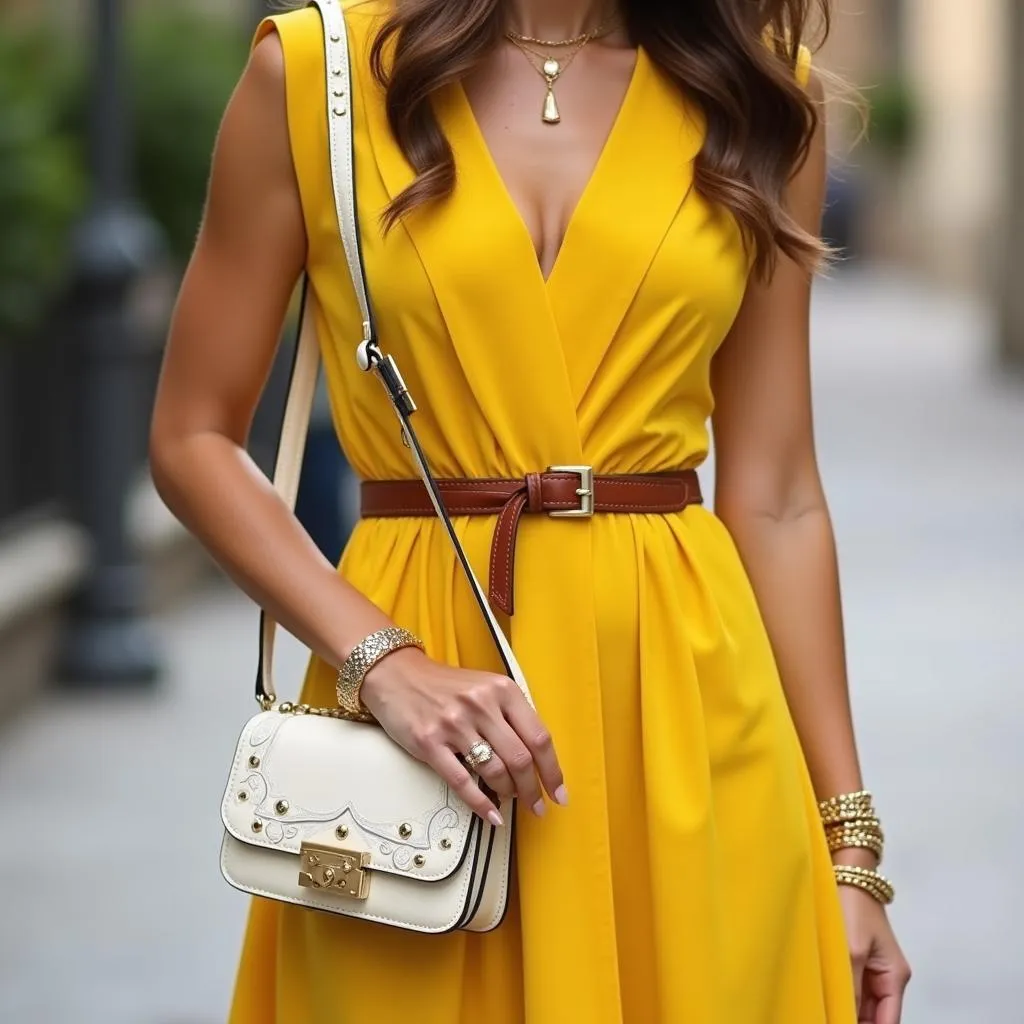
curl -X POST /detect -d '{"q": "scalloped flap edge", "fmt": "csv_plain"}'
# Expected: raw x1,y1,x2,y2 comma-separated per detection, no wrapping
222,711,475,882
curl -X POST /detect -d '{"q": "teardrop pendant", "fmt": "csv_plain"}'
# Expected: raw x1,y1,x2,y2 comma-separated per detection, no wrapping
542,86,560,124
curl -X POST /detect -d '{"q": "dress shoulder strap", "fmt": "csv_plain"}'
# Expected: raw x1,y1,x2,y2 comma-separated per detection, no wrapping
795,43,812,89
253,9,329,246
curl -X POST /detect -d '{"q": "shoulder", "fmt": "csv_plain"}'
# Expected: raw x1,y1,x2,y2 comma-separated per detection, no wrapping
760,28,814,91
795,43,812,89
791,43,825,106
253,1,389,75
253,8,322,79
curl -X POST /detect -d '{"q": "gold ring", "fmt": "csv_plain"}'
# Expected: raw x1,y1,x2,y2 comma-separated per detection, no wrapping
464,740,494,769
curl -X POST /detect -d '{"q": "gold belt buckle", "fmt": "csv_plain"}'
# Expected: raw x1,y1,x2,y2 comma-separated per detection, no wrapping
298,838,372,900
546,465,594,518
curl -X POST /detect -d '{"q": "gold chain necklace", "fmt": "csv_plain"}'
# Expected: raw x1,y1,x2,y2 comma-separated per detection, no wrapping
504,18,616,125
505,22,611,48
506,35,586,124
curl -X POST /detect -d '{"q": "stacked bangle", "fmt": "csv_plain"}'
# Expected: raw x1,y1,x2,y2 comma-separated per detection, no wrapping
826,823,884,859
818,789,896,905
818,789,875,826
833,865,895,906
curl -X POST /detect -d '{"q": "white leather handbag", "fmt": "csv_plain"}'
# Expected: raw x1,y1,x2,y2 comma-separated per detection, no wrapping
219,0,534,934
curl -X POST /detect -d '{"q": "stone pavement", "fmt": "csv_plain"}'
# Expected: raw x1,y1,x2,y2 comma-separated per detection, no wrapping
1,268,1022,1023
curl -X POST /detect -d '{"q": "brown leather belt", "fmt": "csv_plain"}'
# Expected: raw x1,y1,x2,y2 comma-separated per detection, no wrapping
360,467,702,615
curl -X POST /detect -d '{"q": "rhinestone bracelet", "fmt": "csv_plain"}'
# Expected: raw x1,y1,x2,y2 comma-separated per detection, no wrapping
336,626,425,719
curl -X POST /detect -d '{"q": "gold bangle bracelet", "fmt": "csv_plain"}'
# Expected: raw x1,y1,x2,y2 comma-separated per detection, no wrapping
825,818,885,842
336,626,425,719
834,865,895,905
819,790,877,826
818,788,872,811
826,825,885,846
827,831,884,858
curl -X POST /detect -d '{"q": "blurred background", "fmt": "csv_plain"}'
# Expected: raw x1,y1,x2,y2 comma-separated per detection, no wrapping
0,0,1021,1021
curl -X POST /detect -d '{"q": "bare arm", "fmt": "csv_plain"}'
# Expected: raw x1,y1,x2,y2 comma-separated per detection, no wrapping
710,74,867,858
150,35,391,676
149,34,563,821
712,73,912,1021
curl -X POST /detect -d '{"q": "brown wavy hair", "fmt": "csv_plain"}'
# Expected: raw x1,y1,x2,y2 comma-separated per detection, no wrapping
364,0,830,279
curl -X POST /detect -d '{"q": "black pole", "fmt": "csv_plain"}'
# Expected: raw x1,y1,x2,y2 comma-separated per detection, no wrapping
58,0,166,687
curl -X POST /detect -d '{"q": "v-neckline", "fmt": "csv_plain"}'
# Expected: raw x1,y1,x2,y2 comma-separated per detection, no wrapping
453,47,646,288
361,36,695,429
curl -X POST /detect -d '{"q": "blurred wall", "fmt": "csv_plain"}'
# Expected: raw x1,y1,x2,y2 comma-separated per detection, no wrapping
902,0,1006,291
817,0,1007,295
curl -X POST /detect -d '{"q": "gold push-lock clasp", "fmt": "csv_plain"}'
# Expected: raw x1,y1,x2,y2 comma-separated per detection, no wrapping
298,839,372,900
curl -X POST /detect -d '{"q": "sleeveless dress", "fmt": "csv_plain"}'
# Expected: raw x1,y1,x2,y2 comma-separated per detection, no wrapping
231,4,857,1021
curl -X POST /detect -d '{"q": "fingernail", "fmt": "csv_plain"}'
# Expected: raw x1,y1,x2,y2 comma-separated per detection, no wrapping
532,798,546,817
487,809,504,828
554,785,569,807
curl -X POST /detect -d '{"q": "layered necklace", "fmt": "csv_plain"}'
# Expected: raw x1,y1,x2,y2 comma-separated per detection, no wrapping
505,14,618,125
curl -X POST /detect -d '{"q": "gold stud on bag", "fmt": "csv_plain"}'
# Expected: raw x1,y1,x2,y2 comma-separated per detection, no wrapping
218,0,534,934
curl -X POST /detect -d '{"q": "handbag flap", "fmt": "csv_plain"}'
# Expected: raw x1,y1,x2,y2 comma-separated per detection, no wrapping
222,712,475,882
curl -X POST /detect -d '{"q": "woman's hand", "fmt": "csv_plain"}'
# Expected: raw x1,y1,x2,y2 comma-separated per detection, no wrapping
838,884,912,1023
360,647,568,826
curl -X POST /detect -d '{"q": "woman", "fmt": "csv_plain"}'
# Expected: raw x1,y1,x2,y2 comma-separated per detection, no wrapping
149,0,911,1020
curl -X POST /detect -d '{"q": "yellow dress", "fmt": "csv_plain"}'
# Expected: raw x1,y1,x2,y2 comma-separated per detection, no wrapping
232,4,857,1021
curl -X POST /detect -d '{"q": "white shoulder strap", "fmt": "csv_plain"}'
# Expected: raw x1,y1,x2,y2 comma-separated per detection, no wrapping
256,0,532,710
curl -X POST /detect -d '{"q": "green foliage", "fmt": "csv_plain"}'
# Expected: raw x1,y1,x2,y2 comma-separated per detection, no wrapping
127,11,249,264
0,29,85,340
0,8,249,341
868,77,918,157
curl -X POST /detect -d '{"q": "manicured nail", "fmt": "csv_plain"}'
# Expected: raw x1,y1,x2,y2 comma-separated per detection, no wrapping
487,809,504,828
554,785,569,807
532,799,546,817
